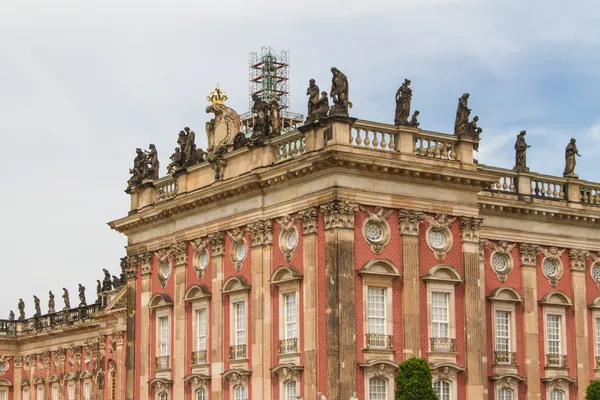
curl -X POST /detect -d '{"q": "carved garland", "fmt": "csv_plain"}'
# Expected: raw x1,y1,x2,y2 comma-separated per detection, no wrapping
359,206,393,254
483,240,516,282
276,215,298,261
154,248,172,289
539,247,565,287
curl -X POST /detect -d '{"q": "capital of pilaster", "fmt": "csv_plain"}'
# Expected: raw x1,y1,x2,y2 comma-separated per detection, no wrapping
170,241,189,266
209,231,225,256
568,248,589,272
320,200,358,230
138,252,153,275
397,209,424,236
460,217,483,243
297,207,318,235
121,255,140,280
519,243,539,266
247,219,273,247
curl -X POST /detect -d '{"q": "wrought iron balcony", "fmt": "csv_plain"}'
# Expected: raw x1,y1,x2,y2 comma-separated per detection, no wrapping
365,333,394,350
430,337,457,353
278,338,299,354
191,350,207,365
229,344,247,360
155,355,170,370
546,353,568,368
494,351,517,365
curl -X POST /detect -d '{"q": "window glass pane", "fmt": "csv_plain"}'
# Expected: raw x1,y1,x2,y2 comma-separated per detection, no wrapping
495,311,511,352
596,317,600,356
431,292,449,338
37,387,43,400
0,391,6,400
547,315,561,354
68,384,74,400
159,393,168,400
196,388,206,400
235,385,246,400
498,388,513,400
550,390,564,400
159,316,170,356
368,377,387,400
367,288,386,335
286,381,297,400
235,302,246,345
284,293,297,339
84,382,91,400
23,389,29,400
52,386,59,400
197,309,207,351
433,380,451,400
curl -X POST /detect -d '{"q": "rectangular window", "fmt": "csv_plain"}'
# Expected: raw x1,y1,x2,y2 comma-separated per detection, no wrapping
159,316,170,356
234,302,246,345
84,382,91,400
23,390,29,400
68,384,75,400
547,314,561,355
284,293,297,339
596,317,600,356
52,386,59,400
196,309,207,351
367,287,386,334
37,387,43,400
0,391,6,400
495,311,511,352
431,292,449,338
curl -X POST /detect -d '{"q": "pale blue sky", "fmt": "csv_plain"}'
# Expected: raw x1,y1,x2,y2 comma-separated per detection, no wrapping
1,0,599,317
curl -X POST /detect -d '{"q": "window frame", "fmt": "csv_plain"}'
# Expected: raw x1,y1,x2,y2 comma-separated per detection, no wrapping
283,292,298,340
497,387,514,400
196,307,208,352
433,380,452,400
366,287,386,335
234,385,246,400
157,313,171,357
368,376,387,400
83,381,91,400
233,301,246,346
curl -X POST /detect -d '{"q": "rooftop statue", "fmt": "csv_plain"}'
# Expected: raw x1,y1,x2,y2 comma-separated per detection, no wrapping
513,130,531,172
207,146,228,181
394,79,413,126
305,79,320,124
409,110,420,128
96,279,103,304
112,275,121,288
145,144,159,180
48,290,55,314
206,86,239,151
102,268,113,292
126,148,151,192
18,298,25,320
62,288,71,310
78,284,87,307
167,148,183,175
329,67,352,116
563,138,581,178
9,310,14,321
33,295,41,317
454,93,471,136
313,91,330,122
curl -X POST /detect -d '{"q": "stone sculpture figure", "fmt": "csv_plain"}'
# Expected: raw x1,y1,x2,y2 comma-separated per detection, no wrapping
269,99,282,136
9,310,14,321
563,138,581,178
145,144,159,179
468,116,482,138
126,148,150,192
102,269,113,291
454,93,471,135
167,148,183,175
62,288,71,310
232,132,249,150
313,91,330,121
48,291,55,314
18,298,25,320
96,279,102,294
112,275,120,288
183,127,197,167
409,110,420,127
513,130,531,172
207,146,227,181
329,67,352,116
250,94,272,139
33,295,41,317
305,79,320,123
78,284,86,307
394,79,412,126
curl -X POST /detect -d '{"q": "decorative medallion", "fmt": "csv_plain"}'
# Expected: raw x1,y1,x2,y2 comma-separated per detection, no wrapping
591,254,600,289
155,249,172,288
483,240,516,282
192,238,210,280
0,356,11,376
229,228,247,272
424,214,456,260
359,206,393,254
277,215,298,261
539,247,565,287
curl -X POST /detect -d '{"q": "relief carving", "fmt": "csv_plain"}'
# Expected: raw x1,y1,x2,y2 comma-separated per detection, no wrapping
248,219,273,247
276,215,298,261
519,243,539,266
398,209,424,236
483,240,516,282
191,238,210,279
568,249,589,272
209,231,226,256
297,207,318,235
459,216,483,243
320,200,357,230
359,206,393,254
170,241,189,266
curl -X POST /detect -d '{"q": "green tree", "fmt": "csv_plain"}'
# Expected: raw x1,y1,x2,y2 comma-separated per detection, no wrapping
395,357,438,400
587,380,600,400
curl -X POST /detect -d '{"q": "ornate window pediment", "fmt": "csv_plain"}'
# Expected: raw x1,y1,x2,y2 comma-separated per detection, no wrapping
422,265,462,284
358,259,400,279
358,360,399,380
270,266,303,286
62,372,75,383
490,373,524,392
0,379,12,387
148,378,173,395
541,375,575,390
588,296,600,310
48,375,59,383
539,291,572,308
222,276,251,295
222,368,250,389
270,363,304,384
430,362,465,382
20,377,30,386
487,287,523,303
148,294,174,309
32,377,45,385
184,373,211,391
79,370,92,379
184,285,212,302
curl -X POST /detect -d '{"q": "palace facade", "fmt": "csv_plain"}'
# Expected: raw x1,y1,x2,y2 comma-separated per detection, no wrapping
2,78,600,400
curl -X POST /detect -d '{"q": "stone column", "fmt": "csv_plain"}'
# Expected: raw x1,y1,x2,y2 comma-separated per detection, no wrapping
320,200,357,400
520,243,541,400
209,232,225,400
478,242,489,400
136,253,151,400
460,217,485,399
170,242,188,399
569,249,590,399
13,357,22,400
298,208,318,397
398,209,424,359
247,219,273,400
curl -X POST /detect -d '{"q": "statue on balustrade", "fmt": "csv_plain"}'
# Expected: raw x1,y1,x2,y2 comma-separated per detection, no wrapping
409,110,420,128
313,92,330,121
305,79,320,124
102,269,113,292
329,67,352,116
62,288,71,310
96,280,102,304
78,284,86,307
112,275,121,289
513,130,531,172
17,299,25,320
232,132,249,150
269,99,283,136
394,79,412,126
145,144,159,180
563,138,581,178
454,93,471,136
167,148,183,175
48,291,55,314
9,310,14,321
33,295,41,317
126,148,150,192
207,145,227,181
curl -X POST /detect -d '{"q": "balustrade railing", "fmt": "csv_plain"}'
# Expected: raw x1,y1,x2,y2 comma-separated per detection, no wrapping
581,185,600,205
414,132,458,160
532,178,565,200
278,338,299,354
350,123,399,152
156,177,178,202
546,353,568,368
155,355,170,370
272,132,306,162
365,333,394,350
430,337,457,353
494,351,517,365
191,350,207,365
229,344,247,360
488,174,517,193
0,320,16,336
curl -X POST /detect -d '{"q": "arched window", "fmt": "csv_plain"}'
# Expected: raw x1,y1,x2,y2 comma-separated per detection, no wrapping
158,393,168,400
235,386,246,400
368,377,387,400
433,380,451,400
550,390,564,400
196,388,206,400
498,388,514,400
285,381,297,400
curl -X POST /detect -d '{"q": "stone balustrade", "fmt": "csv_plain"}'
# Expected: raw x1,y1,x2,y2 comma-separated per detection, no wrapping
350,121,399,152
546,353,568,368
413,131,458,160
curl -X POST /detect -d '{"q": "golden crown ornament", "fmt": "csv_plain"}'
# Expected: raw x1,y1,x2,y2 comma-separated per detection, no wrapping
206,84,228,105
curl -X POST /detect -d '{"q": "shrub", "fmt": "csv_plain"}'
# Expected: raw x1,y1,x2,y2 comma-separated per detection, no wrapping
587,380,600,400
395,357,438,400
